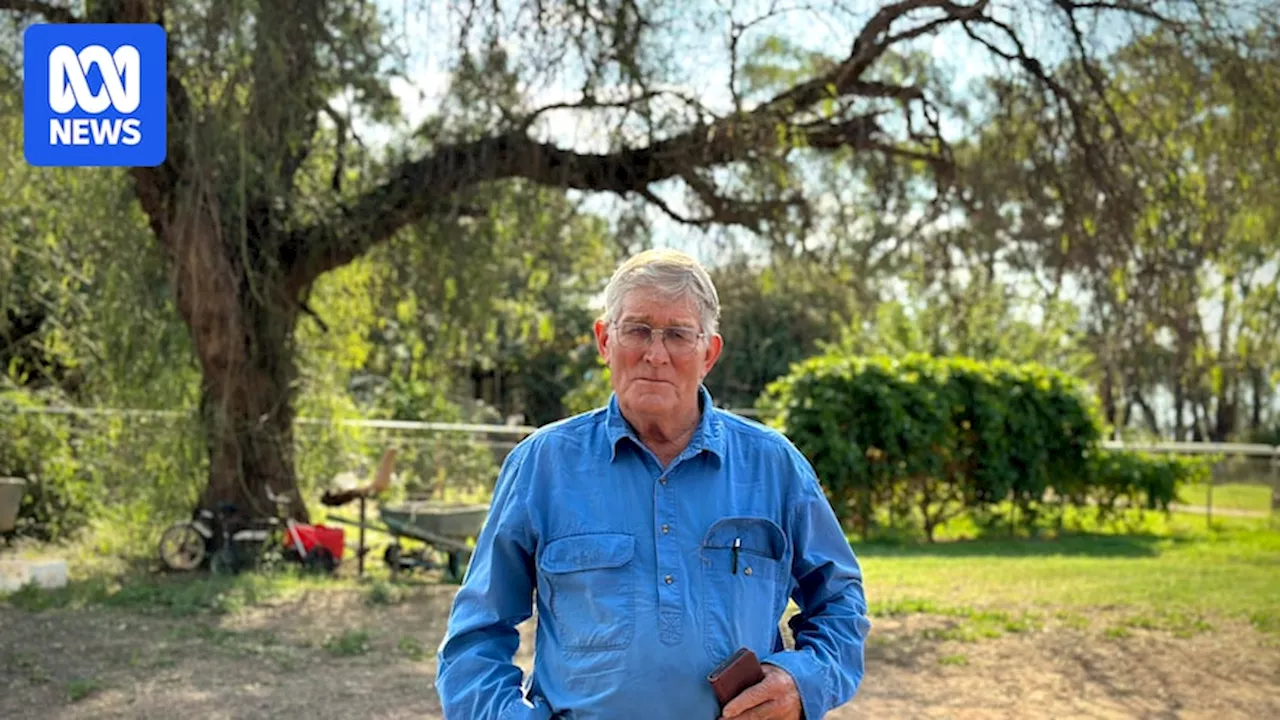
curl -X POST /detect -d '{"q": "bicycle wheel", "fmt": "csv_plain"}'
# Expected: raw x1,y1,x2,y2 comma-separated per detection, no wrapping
158,523,206,571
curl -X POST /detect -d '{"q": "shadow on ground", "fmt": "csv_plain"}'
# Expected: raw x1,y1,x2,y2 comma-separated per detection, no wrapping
854,531,1181,559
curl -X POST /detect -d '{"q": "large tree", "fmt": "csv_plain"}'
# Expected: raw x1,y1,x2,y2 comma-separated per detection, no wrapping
1,0,1239,517
960,20,1280,440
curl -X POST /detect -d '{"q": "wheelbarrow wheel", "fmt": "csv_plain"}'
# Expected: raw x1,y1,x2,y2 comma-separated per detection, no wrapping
304,545,336,574
447,551,465,582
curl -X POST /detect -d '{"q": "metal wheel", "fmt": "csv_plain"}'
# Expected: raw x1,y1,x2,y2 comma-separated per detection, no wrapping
158,523,206,571
383,544,402,569
304,545,336,574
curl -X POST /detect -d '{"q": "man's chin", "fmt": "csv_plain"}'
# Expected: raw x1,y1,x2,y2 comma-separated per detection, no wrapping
622,391,678,415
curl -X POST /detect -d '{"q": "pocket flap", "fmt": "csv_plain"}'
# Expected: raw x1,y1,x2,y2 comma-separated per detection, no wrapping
540,533,635,574
702,517,787,560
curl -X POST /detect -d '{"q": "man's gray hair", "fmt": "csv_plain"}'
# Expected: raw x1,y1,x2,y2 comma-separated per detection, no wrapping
603,248,720,335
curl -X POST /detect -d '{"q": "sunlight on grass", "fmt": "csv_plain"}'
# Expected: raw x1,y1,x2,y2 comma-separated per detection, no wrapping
1177,482,1273,514
858,515,1280,634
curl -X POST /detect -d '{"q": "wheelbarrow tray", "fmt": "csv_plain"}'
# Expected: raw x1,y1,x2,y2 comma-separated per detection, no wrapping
379,502,489,542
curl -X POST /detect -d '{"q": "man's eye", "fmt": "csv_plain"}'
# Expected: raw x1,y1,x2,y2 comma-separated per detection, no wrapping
666,328,695,343
624,325,651,338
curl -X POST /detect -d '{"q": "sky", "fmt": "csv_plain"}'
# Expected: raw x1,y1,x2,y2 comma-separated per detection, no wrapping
339,0,1173,271
342,0,1024,265
340,0,1186,360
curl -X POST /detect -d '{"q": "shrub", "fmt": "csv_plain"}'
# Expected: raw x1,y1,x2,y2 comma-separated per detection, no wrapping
1087,449,1212,521
760,353,1104,540
0,389,101,541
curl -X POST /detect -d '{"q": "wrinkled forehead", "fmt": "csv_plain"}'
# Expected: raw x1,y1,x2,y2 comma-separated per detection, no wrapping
616,286,701,327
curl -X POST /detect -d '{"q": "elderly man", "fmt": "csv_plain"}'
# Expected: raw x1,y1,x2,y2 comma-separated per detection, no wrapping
436,249,870,720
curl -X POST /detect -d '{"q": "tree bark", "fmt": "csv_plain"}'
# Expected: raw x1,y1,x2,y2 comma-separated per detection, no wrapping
1250,364,1265,433
1212,275,1236,442
1173,375,1185,441
1100,364,1117,438
160,180,307,521
1132,389,1160,436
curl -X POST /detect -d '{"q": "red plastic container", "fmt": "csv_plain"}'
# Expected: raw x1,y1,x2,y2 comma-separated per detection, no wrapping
287,523,345,560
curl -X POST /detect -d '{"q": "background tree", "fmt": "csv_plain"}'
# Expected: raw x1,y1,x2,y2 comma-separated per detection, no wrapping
959,21,1280,440
0,0,1252,518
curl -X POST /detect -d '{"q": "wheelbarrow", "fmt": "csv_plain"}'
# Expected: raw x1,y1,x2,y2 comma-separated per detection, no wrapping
379,501,489,579
318,448,490,580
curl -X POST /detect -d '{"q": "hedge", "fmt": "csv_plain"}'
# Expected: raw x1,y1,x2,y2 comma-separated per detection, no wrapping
759,353,1205,540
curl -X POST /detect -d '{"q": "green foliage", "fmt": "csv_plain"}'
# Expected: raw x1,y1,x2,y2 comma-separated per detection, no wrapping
706,257,862,409
1087,450,1213,520
0,389,97,541
0,388,209,544
760,353,1208,540
562,358,613,416
323,629,372,657
830,282,1095,380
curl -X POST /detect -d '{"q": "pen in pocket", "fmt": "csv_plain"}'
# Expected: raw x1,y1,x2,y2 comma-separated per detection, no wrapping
732,536,741,574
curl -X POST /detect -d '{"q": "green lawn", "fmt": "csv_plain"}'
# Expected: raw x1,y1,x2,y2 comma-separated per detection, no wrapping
1176,482,1274,514
855,514,1280,636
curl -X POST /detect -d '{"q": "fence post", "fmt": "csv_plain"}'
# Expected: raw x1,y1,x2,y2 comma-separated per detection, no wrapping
1205,459,1215,529
1271,446,1279,529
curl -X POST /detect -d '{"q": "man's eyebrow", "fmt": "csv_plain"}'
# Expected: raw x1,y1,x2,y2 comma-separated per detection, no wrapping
619,314,698,327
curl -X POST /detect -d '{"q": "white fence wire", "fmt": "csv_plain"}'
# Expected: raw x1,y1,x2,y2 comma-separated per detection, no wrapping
7,404,1278,525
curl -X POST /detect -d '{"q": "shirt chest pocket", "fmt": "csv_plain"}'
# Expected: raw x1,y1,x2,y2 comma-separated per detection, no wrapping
538,532,636,651
699,517,789,663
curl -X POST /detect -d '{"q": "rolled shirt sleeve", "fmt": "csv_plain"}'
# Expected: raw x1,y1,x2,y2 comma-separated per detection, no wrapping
762,451,872,719
436,445,553,720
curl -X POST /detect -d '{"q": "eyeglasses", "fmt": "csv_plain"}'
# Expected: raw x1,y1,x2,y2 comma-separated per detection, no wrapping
612,321,705,356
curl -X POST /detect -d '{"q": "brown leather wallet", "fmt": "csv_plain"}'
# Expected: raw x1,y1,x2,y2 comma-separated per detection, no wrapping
707,647,766,708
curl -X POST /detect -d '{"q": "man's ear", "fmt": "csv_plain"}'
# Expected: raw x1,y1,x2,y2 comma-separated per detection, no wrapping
594,318,610,361
701,333,724,379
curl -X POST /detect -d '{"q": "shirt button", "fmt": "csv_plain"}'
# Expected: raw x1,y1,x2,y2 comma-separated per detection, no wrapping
659,477,667,485
664,574,674,585
661,524,670,534
744,567,753,576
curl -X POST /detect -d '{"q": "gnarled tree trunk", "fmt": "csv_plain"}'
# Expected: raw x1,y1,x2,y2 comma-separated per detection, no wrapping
163,179,307,521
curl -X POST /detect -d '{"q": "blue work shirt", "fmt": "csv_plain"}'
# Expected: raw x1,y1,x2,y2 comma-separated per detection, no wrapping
436,386,870,719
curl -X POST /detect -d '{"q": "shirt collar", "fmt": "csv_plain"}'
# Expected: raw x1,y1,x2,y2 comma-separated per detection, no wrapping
606,384,726,464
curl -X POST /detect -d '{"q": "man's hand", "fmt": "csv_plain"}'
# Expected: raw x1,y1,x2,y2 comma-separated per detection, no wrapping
719,663,801,720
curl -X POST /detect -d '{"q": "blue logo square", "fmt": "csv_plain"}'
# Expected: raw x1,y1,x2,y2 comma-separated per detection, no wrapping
23,24,167,167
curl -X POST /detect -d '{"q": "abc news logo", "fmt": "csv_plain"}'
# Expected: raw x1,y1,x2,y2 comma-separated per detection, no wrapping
24,24,166,168
47,44,144,147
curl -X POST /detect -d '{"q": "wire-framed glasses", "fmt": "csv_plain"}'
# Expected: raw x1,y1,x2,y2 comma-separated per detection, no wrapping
612,321,705,356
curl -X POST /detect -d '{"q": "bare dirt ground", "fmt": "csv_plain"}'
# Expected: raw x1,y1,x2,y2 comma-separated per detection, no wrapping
2,582,1278,720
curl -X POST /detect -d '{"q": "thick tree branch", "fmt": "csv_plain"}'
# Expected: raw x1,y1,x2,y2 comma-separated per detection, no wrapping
286,8,983,286
0,0,78,22
288,107,898,289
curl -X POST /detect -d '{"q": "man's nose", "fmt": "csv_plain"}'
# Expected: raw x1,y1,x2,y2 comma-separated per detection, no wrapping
642,336,672,365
